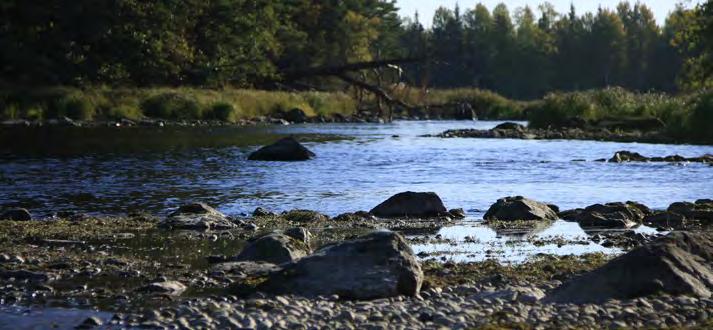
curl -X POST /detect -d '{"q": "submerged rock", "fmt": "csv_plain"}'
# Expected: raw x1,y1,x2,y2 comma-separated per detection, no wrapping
262,231,423,299
609,151,649,163
138,281,187,296
282,210,329,223
370,192,448,218
0,208,32,221
235,232,310,265
569,202,649,229
548,232,713,303
483,196,558,221
609,151,713,164
248,137,315,161
159,203,236,230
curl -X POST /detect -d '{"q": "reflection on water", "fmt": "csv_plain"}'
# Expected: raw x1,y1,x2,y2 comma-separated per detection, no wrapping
411,220,625,263
1,120,712,217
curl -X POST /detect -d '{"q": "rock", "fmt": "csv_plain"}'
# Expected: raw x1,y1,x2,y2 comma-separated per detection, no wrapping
558,208,583,221
0,208,32,221
448,208,466,219
483,196,558,221
282,210,329,223
334,211,377,222
494,122,525,131
573,202,647,229
284,227,312,247
248,137,315,161
668,201,713,222
262,231,423,299
210,261,281,277
252,207,276,217
370,192,448,218
609,151,648,163
235,232,309,265
76,316,103,329
643,212,688,230
548,232,713,303
138,281,187,296
160,203,236,230
283,108,310,123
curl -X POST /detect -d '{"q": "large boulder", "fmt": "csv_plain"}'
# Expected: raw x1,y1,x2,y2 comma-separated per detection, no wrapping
370,192,448,218
159,203,236,230
483,196,558,221
609,151,648,163
548,232,713,303
570,202,649,229
668,200,713,222
235,232,310,265
0,208,32,221
262,231,423,299
493,122,525,131
248,137,315,161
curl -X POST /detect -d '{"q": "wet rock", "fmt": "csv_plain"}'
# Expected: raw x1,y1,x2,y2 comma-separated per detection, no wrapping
252,207,276,217
448,208,466,219
494,122,525,131
138,281,187,296
643,212,688,230
248,137,315,161
558,208,583,221
235,232,309,265
76,316,103,329
210,261,281,277
609,151,649,163
0,270,54,282
333,211,376,222
484,196,558,221
0,208,32,221
284,227,312,247
262,231,423,299
573,202,648,229
159,203,236,230
548,232,713,303
668,201,713,222
282,210,329,223
370,192,448,218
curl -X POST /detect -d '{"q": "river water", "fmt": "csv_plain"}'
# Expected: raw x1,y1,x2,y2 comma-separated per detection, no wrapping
2,120,712,217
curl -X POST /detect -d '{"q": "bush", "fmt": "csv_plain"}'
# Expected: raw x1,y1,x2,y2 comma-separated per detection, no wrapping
141,93,203,120
528,92,594,128
688,91,713,141
57,94,94,120
205,102,239,122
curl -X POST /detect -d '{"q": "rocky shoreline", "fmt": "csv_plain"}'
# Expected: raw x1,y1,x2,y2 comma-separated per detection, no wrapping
430,122,713,145
1,193,713,329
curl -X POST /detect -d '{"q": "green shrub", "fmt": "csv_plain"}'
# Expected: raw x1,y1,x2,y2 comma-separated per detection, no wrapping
58,94,94,120
528,92,595,128
205,102,238,122
688,91,713,141
141,93,203,120
1,103,20,120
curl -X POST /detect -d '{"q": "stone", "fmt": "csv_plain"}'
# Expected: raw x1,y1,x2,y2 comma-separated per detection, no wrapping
448,208,466,219
210,261,281,277
333,211,376,222
668,201,713,222
159,203,236,230
643,212,688,230
284,227,313,247
283,108,309,123
609,151,649,163
248,137,315,161
282,210,329,223
548,232,713,303
138,281,187,296
0,208,32,221
252,207,276,217
262,231,423,299
370,192,448,218
483,196,558,221
235,233,310,265
493,122,525,131
573,202,648,229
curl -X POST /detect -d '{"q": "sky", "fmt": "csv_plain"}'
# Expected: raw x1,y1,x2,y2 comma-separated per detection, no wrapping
397,0,703,26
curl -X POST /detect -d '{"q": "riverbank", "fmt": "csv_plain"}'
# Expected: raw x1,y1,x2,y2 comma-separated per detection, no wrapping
1,195,713,328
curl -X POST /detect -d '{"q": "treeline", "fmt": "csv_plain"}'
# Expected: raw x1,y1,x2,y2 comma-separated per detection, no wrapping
1,1,711,100
400,2,713,99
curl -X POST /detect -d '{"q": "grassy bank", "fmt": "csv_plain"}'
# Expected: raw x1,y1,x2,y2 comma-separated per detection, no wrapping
527,87,713,142
392,87,528,120
0,87,357,123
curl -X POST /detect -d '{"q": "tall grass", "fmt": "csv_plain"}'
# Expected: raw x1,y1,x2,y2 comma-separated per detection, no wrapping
391,87,527,119
527,87,713,142
0,87,357,122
